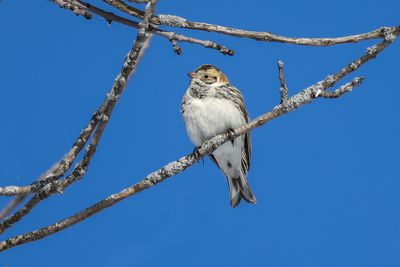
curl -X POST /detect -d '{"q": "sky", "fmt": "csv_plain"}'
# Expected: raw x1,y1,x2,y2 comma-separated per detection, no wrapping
0,0,399,266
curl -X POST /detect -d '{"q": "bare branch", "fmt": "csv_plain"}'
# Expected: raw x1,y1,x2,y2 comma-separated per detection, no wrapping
0,194,43,234
169,38,182,55
0,186,32,197
51,0,92,19
277,61,289,104
50,0,234,55
103,0,400,46
316,77,365,98
0,162,61,221
126,0,149,3
0,0,162,199
0,34,395,251
0,0,157,236
163,19,400,46
0,196,26,221
0,114,98,197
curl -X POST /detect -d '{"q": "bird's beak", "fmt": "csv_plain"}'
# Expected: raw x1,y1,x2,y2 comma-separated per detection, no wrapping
187,72,196,79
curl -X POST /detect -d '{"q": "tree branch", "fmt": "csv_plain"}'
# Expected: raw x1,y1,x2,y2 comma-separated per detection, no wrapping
0,162,62,221
0,186,31,197
103,0,400,46
0,0,157,235
50,0,234,55
52,0,92,19
0,34,395,251
278,61,289,104
0,196,26,221
316,77,365,98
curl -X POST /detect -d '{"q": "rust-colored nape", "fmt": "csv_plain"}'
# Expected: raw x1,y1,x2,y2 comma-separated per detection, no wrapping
218,72,229,83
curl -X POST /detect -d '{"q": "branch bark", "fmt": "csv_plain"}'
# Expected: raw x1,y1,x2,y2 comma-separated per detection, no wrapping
278,61,289,104
50,0,234,55
103,0,400,46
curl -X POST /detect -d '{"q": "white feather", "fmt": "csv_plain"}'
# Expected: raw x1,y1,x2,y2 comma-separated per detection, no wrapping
183,97,245,146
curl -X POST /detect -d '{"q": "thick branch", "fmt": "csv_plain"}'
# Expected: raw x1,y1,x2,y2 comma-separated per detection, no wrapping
0,35,394,251
103,0,400,46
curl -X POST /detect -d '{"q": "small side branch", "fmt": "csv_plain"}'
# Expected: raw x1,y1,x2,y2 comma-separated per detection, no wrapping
316,77,365,98
158,31,234,55
169,38,182,55
51,0,92,19
0,194,44,234
277,61,289,104
126,0,149,3
0,196,26,221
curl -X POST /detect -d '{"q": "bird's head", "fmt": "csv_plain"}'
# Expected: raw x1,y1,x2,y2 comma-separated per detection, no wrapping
188,64,229,85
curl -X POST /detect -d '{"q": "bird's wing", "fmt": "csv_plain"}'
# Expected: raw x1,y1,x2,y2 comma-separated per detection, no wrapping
228,85,252,172
242,108,251,172
180,94,187,115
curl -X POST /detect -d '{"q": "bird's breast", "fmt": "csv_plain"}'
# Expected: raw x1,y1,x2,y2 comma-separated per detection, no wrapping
183,97,245,146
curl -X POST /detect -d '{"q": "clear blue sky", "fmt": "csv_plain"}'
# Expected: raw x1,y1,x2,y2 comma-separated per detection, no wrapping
0,0,399,266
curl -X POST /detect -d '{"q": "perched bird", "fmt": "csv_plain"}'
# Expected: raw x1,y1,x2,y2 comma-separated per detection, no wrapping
181,64,256,207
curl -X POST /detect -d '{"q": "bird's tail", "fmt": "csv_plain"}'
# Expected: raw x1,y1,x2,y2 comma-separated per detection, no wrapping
227,174,256,208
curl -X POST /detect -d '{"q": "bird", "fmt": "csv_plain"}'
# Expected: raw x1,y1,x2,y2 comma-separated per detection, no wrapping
181,64,256,207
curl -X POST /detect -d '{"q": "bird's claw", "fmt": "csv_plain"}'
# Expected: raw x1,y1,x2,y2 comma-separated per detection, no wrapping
192,146,205,164
192,146,201,158
228,128,236,136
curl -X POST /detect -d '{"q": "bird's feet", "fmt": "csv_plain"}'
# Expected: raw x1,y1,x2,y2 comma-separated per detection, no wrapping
192,146,201,158
228,128,236,145
192,146,205,165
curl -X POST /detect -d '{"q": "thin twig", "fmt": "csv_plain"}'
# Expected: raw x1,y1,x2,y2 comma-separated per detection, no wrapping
0,196,26,221
52,0,92,19
0,115,97,198
169,38,182,55
0,162,61,221
126,0,148,3
103,0,400,46
0,186,32,197
277,61,289,104
316,77,365,98
0,35,394,251
50,0,234,55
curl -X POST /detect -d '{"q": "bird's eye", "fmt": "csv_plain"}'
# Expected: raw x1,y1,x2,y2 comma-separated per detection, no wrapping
204,75,209,79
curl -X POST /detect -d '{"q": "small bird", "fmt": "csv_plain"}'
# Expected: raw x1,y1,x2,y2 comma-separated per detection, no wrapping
181,64,256,207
